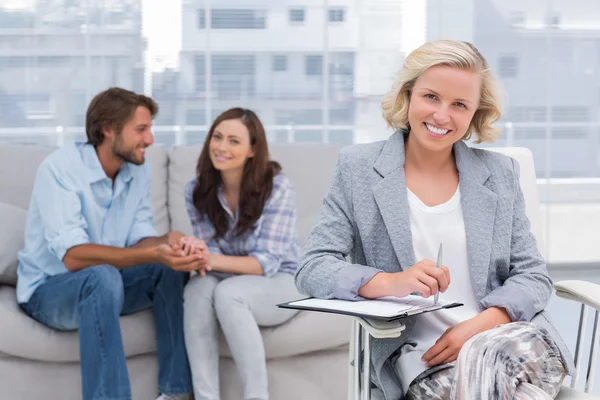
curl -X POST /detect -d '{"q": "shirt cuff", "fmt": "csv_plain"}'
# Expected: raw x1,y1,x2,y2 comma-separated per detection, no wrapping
48,228,90,262
248,251,278,277
334,265,382,301
207,244,223,255
480,284,535,322
127,223,159,247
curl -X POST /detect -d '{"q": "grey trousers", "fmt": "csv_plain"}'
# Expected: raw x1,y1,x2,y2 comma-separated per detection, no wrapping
183,272,300,400
405,322,566,400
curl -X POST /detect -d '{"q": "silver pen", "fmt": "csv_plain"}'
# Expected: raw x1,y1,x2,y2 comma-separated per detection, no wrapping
434,243,443,304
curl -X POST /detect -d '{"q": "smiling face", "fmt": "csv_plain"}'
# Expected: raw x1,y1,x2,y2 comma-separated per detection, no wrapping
208,118,255,174
110,105,154,165
407,64,481,152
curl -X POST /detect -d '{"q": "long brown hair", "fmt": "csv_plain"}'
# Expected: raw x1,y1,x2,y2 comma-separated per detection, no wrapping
192,108,281,238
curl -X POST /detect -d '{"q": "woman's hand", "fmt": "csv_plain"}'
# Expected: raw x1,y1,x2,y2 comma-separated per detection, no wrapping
421,316,487,367
386,259,450,298
156,243,207,272
422,307,512,367
179,236,212,276
396,259,451,298
358,259,450,299
179,236,207,255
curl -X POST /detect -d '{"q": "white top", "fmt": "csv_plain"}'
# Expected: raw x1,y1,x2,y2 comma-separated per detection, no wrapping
393,186,481,394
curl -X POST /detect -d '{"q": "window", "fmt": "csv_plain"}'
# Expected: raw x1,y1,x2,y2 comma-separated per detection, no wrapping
37,56,69,67
546,13,560,27
198,9,205,29
508,11,525,26
506,107,546,122
272,55,288,72
194,55,206,93
212,55,256,99
0,56,31,68
329,52,354,76
498,55,518,78
211,9,266,29
552,107,589,123
328,8,345,22
305,55,323,76
186,109,206,125
0,10,34,28
289,8,305,23
212,55,255,76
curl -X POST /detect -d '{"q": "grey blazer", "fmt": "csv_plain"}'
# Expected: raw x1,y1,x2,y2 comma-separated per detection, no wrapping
295,132,575,400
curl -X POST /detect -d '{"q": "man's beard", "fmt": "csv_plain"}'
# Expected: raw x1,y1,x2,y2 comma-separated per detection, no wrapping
112,134,145,165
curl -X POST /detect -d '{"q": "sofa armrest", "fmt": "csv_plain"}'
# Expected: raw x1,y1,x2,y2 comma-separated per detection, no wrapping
554,280,600,311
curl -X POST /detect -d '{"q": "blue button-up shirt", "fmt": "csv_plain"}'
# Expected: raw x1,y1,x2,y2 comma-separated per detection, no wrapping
16,143,157,303
184,173,299,277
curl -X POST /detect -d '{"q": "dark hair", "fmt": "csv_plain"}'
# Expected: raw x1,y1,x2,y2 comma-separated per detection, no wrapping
192,108,281,238
85,87,158,145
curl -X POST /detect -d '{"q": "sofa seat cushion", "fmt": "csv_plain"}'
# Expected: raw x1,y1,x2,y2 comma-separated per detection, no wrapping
220,310,352,359
0,286,157,362
0,203,27,286
2,284,352,362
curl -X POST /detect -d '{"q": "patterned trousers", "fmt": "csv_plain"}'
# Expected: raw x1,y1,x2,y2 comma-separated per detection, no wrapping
406,322,566,400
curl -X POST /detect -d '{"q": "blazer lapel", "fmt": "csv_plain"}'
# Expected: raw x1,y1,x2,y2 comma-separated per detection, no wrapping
372,132,416,271
454,141,498,300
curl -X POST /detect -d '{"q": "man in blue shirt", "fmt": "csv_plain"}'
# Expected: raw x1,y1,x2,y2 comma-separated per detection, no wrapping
17,87,206,400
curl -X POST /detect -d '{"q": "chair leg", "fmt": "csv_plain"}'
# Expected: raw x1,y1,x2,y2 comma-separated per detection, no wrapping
585,310,600,393
573,304,588,388
362,327,371,400
353,319,362,400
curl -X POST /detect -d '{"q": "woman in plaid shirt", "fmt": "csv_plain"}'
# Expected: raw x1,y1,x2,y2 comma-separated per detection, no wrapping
181,108,301,400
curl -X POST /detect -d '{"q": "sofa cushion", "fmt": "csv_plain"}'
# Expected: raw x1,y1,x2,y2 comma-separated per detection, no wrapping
1,284,351,362
269,144,341,245
0,203,27,286
0,145,54,210
168,144,341,245
221,310,352,359
0,286,158,362
145,145,169,235
167,145,200,237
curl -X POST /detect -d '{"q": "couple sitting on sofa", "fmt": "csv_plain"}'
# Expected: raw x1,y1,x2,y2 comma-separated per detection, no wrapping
16,87,299,400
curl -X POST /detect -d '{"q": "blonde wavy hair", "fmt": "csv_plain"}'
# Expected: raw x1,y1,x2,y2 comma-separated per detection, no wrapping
381,40,502,143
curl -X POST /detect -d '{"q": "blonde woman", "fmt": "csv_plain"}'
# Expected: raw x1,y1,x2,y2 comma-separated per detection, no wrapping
295,40,574,400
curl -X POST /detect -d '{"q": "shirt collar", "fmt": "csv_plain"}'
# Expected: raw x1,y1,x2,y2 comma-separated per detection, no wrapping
217,185,238,222
80,143,134,184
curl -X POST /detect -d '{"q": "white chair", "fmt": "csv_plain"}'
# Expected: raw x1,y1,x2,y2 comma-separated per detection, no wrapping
347,147,600,400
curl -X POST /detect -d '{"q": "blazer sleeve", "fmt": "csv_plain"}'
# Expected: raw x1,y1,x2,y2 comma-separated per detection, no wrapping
295,149,382,300
480,158,553,322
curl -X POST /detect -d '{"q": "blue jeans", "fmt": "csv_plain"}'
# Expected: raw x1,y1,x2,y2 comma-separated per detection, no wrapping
20,264,193,400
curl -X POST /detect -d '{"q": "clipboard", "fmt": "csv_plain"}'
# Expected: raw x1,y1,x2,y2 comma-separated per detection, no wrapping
278,295,463,322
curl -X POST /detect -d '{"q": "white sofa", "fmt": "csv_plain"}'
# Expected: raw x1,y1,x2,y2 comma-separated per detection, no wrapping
0,143,352,400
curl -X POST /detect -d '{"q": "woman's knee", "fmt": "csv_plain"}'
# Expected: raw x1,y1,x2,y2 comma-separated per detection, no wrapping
184,274,220,306
458,321,555,368
213,276,255,308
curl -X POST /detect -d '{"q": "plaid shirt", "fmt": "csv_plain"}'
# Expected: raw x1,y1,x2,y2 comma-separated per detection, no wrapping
184,173,299,277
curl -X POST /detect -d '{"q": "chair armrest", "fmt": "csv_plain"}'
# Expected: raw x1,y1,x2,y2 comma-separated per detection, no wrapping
554,280,600,312
353,317,406,339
